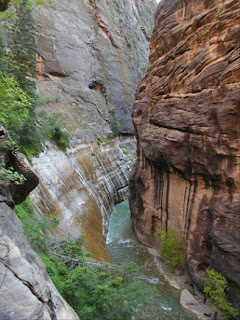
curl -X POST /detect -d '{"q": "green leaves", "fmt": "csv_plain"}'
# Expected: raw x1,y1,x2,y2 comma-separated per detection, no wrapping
0,163,26,185
202,269,238,319
155,228,185,269
0,72,33,142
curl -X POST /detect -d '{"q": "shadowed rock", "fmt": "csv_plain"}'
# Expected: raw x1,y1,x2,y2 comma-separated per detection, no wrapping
129,0,240,310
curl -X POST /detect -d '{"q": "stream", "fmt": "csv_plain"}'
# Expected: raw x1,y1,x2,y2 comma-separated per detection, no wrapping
106,200,193,320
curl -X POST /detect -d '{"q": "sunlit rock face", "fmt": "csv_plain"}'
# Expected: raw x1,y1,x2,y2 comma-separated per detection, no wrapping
31,137,136,262
129,0,240,309
0,127,78,320
34,0,156,136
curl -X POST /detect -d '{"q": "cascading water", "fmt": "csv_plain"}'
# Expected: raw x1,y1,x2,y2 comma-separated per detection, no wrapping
107,200,195,319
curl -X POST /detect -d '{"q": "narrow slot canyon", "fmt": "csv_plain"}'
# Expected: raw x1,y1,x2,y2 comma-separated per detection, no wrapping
0,0,239,319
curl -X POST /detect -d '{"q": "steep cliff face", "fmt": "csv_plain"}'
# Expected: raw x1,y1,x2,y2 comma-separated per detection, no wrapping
31,137,136,261
34,0,156,136
129,0,240,309
29,0,155,261
0,126,78,320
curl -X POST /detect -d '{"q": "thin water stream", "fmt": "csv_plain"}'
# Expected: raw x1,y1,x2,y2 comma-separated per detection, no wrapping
106,200,193,320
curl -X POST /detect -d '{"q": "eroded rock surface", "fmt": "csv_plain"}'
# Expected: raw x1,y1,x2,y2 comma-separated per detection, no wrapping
0,127,79,320
34,0,156,136
31,137,136,261
129,0,240,309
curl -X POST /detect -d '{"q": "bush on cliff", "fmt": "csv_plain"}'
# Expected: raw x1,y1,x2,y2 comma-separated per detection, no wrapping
15,198,158,320
202,269,238,319
155,228,185,270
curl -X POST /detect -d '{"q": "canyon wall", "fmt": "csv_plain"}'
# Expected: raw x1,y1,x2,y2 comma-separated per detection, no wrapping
34,0,156,136
0,126,79,320
5,0,153,263
29,0,156,261
30,138,136,261
129,0,240,309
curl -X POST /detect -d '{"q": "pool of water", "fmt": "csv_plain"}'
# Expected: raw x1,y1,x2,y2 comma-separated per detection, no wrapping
106,200,193,320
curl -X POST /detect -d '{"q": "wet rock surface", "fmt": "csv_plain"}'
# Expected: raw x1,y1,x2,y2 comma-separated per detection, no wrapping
31,137,136,262
129,0,240,310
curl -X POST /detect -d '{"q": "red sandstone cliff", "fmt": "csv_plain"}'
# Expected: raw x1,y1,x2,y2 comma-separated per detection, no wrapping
129,0,240,309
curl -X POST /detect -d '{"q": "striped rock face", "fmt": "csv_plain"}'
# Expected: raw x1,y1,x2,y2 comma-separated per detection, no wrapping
129,0,240,310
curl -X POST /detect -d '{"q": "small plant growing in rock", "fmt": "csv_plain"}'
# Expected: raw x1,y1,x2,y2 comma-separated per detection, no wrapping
202,269,238,319
155,228,185,270
0,163,26,185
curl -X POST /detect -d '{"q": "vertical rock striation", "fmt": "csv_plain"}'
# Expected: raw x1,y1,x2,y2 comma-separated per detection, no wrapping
129,0,240,309
31,138,136,262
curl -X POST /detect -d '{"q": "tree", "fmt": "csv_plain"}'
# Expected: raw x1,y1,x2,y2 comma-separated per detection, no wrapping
155,228,185,269
10,0,36,97
0,71,33,142
202,269,238,319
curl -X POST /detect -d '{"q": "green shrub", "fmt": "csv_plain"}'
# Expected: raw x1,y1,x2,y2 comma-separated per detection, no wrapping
14,197,50,253
155,228,185,269
36,237,158,320
41,112,71,150
0,163,26,185
108,106,120,137
0,71,32,143
202,269,238,319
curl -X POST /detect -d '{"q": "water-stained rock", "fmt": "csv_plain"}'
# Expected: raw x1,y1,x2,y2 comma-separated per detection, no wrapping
31,137,136,262
34,0,156,136
129,0,240,310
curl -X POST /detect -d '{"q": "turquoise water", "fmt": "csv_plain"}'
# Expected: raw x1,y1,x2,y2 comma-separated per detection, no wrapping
106,200,193,320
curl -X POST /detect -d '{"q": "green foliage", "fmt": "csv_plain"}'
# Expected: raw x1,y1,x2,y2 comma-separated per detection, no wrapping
41,112,71,150
0,162,26,185
0,71,33,142
155,228,185,269
91,151,98,157
41,247,157,320
96,134,107,146
14,197,56,252
14,197,158,320
202,269,238,319
0,139,17,151
0,0,56,22
108,106,120,137
9,0,36,97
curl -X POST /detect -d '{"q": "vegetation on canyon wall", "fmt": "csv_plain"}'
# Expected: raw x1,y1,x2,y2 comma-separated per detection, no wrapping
15,197,159,320
202,270,238,319
0,0,71,160
155,228,185,270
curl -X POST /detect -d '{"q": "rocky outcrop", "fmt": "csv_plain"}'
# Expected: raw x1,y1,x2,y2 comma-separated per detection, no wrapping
0,125,39,206
129,0,240,310
0,0,9,12
31,137,136,261
0,127,79,319
34,0,156,136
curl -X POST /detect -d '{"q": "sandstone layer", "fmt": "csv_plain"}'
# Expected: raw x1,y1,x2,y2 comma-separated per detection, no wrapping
34,0,156,136
0,127,79,320
31,137,136,262
129,0,240,310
